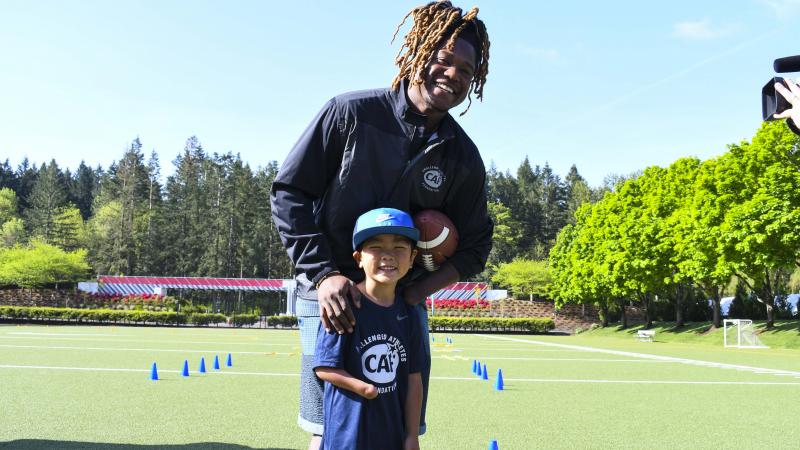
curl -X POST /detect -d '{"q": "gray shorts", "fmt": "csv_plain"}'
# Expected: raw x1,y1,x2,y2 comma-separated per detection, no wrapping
297,294,430,436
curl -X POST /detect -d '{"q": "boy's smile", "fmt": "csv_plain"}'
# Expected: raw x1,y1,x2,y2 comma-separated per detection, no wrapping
354,234,417,301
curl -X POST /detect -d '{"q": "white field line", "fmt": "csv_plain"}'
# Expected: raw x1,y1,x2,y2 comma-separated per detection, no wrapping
435,356,670,362
431,375,800,385
8,332,123,337
477,335,800,378
441,348,583,352
0,344,294,356
0,364,298,377
0,335,294,347
1,364,798,385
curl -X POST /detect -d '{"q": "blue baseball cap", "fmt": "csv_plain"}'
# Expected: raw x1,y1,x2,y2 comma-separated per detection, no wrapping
352,207,420,250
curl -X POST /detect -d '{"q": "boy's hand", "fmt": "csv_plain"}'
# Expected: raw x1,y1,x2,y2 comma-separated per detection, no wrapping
318,275,361,334
404,435,420,450
362,384,378,399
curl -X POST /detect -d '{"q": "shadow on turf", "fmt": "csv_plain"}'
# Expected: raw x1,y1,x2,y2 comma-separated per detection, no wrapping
0,441,293,450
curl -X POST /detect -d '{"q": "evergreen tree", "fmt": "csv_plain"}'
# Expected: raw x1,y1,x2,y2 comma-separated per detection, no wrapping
25,160,67,242
15,158,39,212
70,161,101,220
0,159,17,192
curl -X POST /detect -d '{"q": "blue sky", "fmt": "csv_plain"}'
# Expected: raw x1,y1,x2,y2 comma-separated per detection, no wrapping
1,0,799,186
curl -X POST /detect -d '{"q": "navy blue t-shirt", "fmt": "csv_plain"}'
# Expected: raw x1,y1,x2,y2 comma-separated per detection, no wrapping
313,295,424,450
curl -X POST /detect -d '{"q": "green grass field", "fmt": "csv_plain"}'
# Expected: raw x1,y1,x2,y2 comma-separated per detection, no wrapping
1,323,799,449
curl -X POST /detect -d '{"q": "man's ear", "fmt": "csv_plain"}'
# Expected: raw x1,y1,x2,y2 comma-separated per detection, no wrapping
353,250,362,268
410,249,418,263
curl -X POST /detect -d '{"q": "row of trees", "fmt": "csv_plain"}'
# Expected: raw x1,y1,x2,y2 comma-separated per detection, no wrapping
3,138,599,285
1,136,292,283
482,160,608,279
549,121,800,328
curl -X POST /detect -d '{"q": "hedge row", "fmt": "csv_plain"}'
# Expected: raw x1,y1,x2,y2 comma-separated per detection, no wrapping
0,306,553,332
0,306,226,326
428,316,554,333
266,315,298,327
230,314,260,326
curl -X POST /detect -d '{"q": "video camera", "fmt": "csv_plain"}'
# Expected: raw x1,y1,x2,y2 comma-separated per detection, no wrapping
762,55,800,121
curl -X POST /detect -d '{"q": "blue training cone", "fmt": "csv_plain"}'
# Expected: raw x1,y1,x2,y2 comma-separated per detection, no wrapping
182,360,190,377
495,369,504,391
476,362,483,377
489,439,499,450
226,353,232,367
150,362,159,381
199,357,207,373
481,363,488,380
213,355,221,370
472,360,478,374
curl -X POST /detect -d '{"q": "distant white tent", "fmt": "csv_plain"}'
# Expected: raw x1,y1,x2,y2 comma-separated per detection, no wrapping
714,294,799,317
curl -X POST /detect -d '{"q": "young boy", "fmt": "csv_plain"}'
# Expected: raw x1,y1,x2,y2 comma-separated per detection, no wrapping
313,208,425,450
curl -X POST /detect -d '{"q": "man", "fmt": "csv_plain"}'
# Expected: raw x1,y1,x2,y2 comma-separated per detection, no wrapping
270,2,493,448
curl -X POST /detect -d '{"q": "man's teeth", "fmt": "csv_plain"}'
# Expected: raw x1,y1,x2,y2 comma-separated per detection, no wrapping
435,83,454,94
380,266,396,270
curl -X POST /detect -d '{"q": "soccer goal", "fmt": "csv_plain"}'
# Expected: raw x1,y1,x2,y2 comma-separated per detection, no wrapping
723,319,768,349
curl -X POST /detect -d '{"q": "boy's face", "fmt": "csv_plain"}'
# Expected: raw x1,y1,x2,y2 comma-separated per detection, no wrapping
353,234,417,286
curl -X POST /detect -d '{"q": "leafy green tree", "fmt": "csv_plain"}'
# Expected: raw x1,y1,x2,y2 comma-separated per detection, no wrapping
492,259,552,300
673,158,734,328
0,187,20,224
1,218,25,248
0,240,89,287
719,122,800,328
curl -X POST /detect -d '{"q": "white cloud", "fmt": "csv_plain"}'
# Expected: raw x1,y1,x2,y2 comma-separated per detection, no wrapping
759,0,800,19
672,19,731,40
517,45,559,61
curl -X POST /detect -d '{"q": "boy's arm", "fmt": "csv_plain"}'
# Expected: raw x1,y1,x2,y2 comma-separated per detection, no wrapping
314,367,378,400
313,321,376,399
404,372,423,450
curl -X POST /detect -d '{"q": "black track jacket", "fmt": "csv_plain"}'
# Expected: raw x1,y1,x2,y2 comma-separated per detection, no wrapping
271,83,493,297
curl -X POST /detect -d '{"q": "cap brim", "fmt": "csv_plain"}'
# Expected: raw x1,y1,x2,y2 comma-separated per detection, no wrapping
353,226,420,250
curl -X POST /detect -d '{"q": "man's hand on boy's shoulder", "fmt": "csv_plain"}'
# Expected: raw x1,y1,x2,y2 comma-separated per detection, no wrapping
318,274,362,334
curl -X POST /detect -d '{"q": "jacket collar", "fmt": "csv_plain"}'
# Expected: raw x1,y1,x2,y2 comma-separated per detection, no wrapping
389,79,456,141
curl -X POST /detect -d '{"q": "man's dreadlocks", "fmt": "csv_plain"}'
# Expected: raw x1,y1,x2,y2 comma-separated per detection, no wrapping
391,1,490,116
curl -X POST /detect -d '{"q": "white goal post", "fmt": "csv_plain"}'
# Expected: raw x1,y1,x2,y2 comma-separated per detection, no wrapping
723,319,768,349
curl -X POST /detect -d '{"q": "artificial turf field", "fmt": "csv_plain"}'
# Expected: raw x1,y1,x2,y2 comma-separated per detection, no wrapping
1,324,799,449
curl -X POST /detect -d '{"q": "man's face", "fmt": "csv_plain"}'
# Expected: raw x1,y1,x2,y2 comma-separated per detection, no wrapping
415,37,476,114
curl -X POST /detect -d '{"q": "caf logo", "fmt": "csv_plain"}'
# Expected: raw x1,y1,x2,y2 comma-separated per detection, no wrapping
422,166,445,192
361,343,400,384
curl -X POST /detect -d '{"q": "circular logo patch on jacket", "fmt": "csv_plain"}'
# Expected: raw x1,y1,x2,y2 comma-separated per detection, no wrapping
422,166,445,192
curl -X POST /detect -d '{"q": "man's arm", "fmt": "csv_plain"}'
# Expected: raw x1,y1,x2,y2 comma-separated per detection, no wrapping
404,372,423,450
404,156,493,305
403,262,460,305
443,155,493,280
270,98,361,332
314,367,378,399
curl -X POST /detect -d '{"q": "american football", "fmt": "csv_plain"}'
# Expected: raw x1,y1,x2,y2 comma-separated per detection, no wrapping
412,209,458,272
